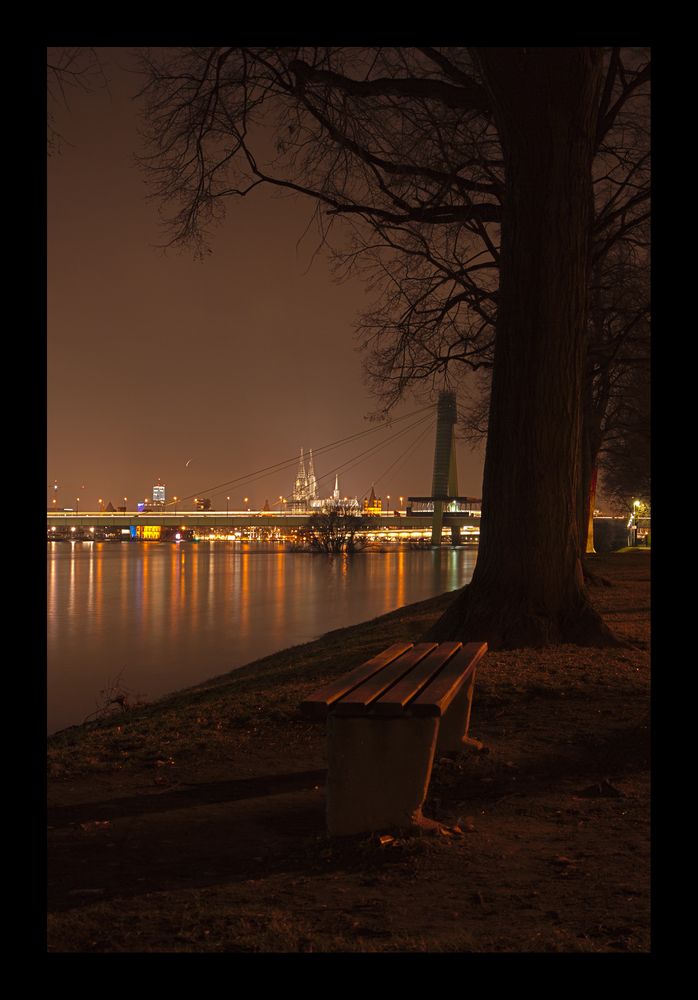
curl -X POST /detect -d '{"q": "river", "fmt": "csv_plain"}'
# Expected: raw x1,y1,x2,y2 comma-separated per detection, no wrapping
47,541,477,734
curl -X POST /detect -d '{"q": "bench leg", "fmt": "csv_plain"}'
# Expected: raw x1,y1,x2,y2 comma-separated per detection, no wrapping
325,715,440,836
436,669,483,753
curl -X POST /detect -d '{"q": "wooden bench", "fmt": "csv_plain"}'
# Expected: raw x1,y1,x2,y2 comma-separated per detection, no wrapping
301,640,487,836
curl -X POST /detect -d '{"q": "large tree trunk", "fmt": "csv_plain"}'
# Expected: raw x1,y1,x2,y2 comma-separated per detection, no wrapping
429,48,618,648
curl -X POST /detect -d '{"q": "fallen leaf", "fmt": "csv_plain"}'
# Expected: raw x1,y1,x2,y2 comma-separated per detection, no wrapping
576,779,623,798
457,816,476,832
79,820,111,833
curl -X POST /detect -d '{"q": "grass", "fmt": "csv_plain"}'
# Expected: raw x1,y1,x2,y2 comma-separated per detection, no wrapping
47,550,651,953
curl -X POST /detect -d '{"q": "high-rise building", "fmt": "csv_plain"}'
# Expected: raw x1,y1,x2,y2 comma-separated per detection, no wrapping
152,480,166,506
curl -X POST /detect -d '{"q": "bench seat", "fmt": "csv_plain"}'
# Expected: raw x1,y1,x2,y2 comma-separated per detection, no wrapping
301,640,487,836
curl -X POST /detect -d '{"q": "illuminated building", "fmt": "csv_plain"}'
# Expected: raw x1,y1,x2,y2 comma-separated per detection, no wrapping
152,480,166,506
136,524,162,540
138,481,167,513
289,450,359,512
363,485,382,515
323,473,360,512
289,447,318,510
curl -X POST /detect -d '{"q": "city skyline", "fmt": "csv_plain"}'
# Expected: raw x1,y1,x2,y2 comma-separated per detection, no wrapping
47,48,485,512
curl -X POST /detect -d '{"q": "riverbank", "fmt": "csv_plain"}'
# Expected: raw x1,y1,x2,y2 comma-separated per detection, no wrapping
47,551,650,953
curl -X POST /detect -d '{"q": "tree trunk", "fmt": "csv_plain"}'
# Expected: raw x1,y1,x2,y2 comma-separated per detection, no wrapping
428,48,618,648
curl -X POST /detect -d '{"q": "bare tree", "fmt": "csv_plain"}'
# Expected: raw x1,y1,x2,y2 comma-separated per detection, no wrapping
298,506,367,553
47,46,107,155
137,46,648,647
461,238,650,558
580,238,649,545
597,350,650,512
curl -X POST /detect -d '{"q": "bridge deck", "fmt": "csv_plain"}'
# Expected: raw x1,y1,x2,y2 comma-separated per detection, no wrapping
47,511,481,530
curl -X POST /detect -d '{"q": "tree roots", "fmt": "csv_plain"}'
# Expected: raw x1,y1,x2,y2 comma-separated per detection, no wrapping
424,585,626,650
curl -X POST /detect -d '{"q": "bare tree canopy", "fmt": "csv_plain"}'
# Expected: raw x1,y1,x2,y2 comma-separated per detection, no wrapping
137,47,650,648
136,46,648,403
47,47,108,154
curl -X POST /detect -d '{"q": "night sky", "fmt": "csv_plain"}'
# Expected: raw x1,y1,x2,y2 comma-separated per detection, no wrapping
47,48,485,513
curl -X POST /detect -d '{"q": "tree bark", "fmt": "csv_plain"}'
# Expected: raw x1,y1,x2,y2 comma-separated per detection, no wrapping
428,48,619,648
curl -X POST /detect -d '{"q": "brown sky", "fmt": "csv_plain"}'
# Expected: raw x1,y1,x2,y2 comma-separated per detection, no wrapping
47,48,485,512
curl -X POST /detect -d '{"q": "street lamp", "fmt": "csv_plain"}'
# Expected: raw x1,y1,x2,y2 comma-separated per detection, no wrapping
387,495,391,514
399,496,404,511
226,496,230,515
124,497,127,513
98,498,103,512
173,496,178,515
244,497,249,510
76,497,80,514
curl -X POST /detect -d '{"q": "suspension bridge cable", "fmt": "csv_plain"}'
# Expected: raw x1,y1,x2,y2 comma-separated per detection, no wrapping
210,411,434,506
363,418,436,500
304,413,435,501
172,403,435,505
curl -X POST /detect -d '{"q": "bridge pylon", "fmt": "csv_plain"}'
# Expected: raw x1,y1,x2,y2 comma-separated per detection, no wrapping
430,391,459,546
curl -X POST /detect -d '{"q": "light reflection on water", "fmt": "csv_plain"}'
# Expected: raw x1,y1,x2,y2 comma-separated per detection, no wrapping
47,542,477,735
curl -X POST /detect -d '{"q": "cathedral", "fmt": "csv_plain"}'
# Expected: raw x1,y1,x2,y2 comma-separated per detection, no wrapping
288,448,359,512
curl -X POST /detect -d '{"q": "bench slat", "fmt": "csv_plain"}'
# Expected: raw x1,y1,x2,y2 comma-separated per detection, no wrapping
371,642,462,716
332,643,438,716
300,641,414,720
409,642,488,717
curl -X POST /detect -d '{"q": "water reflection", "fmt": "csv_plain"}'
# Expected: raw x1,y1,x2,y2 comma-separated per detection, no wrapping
47,543,477,734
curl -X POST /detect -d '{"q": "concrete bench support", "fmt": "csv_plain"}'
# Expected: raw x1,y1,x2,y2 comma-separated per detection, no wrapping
326,715,439,836
436,667,482,753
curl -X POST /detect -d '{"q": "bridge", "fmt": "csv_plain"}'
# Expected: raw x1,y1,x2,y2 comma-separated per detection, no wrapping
46,509,481,533
48,392,481,543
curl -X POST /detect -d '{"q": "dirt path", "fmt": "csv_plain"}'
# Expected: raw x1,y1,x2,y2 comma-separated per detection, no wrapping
47,552,650,953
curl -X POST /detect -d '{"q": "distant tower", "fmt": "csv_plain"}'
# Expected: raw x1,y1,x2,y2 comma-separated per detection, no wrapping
333,473,340,502
363,485,382,515
307,449,318,501
293,448,308,502
153,479,166,506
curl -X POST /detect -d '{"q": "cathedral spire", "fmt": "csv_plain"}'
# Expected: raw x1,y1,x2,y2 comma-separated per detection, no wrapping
307,449,317,500
293,448,308,503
